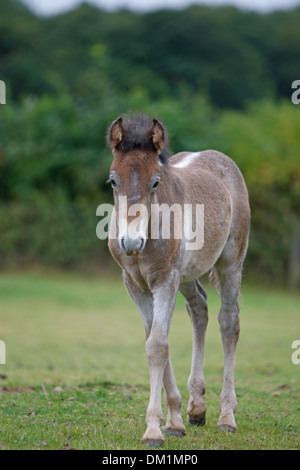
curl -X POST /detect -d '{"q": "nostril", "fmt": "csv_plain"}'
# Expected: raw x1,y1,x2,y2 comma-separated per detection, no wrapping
121,237,126,252
135,238,143,251
140,238,146,251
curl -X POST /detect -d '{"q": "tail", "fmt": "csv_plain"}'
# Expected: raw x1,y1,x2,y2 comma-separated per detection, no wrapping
209,266,220,292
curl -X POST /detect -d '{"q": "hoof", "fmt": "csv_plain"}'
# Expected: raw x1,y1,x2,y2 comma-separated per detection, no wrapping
189,414,206,427
164,429,185,437
142,438,164,448
217,424,237,433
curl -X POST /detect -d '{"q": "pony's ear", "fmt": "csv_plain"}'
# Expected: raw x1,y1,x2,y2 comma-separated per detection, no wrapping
107,117,123,149
150,118,165,150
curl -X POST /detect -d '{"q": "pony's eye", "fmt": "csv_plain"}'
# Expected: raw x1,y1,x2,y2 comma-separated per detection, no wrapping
110,179,117,188
152,181,159,189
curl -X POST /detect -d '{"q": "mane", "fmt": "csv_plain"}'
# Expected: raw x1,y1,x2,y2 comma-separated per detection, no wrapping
107,112,170,164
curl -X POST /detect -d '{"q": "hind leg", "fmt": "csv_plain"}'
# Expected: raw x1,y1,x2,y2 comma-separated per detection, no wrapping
215,259,243,432
180,279,208,426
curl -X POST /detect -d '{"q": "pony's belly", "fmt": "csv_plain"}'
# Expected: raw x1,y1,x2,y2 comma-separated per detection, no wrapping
179,244,225,282
179,258,211,282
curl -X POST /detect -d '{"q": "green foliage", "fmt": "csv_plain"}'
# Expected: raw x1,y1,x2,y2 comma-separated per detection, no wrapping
1,1,300,107
1,90,299,284
0,93,114,266
216,100,300,282
0,0,299,285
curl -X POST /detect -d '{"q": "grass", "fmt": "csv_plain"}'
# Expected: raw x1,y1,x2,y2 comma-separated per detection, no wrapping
0,271,299,450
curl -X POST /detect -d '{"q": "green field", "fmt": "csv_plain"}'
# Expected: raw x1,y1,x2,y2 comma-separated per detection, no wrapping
0,272,299,450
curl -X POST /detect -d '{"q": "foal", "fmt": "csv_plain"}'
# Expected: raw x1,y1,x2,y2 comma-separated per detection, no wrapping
106,113,250,446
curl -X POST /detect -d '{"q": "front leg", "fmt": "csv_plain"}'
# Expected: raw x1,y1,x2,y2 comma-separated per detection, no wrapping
142,270,180,447
123,270,184,445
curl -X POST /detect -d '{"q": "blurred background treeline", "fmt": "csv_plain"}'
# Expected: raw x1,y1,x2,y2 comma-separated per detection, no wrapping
0,0,299,287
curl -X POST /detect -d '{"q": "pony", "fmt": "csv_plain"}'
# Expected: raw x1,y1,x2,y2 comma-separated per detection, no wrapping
106,113,250,446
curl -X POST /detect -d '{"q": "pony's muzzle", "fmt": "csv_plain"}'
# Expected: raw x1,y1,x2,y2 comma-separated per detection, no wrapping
120,237,145,256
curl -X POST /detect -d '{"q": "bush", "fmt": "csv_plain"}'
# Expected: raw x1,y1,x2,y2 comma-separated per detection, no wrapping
0,92,299,286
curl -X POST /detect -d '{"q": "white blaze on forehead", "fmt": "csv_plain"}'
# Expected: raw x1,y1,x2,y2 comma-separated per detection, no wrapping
172,152,201,168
